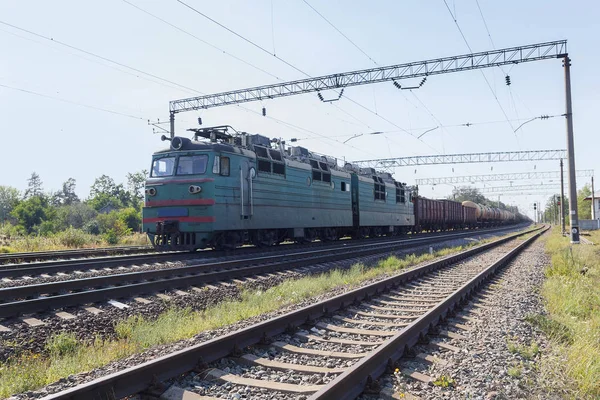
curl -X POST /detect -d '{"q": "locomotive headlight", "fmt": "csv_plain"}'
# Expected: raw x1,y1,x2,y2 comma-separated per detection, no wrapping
146,187,157,196
189,185,202,194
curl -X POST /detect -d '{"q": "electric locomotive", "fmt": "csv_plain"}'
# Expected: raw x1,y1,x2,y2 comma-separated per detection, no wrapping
143,126,415,250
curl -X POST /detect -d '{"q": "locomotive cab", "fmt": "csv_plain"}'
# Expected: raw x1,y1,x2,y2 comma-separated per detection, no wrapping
143,146,218,250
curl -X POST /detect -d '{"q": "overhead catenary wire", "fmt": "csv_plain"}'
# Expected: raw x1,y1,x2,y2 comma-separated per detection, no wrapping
0,83,144,120
301,0,377,66
0,20,204,96
175,0,418,141
442,0,517,134
1,13,371,157
120,0,282,81
300,0,442,151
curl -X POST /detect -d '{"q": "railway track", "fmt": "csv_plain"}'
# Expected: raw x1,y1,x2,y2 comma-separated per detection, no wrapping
0,245,154,265
36,225,546,400
0,225,525,320
0,225,527,281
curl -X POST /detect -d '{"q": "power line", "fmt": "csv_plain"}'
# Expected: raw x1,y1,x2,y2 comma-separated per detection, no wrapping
0,20,201,96
175,0,417,140
301,0,377,65
0,83,144,120
120,0,282,81
474,0,495,49
299,0,441,151
0,26,197,96
442,0,516,133
176,0,310,77
2,16,372,157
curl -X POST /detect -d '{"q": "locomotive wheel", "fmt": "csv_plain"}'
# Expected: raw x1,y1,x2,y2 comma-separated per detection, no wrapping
252,230,276,247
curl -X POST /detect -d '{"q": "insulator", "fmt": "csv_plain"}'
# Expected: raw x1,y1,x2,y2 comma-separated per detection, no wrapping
317,92,324,101
393,81,401,89
505,75,511,86
198,117,203,125
262,107,266,116
419,77,427,87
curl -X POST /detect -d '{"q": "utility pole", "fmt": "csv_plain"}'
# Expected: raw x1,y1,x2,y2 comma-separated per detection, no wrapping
560,159,566,235
563,56,580,243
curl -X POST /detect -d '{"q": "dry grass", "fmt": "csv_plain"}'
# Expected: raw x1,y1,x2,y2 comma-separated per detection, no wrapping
0,227,529,398
528,228,600,398
2,232,148,253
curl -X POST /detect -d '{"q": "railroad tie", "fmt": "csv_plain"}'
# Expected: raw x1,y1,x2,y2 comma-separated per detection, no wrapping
346,307,418,320
428,340,461,353
332,315,409,328
271,341,365,359
294,332,383,347
159,384,228,400
205,368,324,394
315,322,395,337
235,354,346,374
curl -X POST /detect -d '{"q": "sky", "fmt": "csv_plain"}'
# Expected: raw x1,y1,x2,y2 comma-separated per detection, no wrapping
1,0,598,218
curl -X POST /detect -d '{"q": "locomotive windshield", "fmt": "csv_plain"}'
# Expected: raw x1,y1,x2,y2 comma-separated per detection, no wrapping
151,156,175,177
177,155,208,175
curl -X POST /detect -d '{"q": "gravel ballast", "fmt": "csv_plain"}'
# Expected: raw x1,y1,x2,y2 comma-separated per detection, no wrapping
3,227,528,399
363,234,555,400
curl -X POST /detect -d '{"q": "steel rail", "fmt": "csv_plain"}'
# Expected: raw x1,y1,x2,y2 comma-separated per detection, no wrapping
38,225,543,400
0,245,154,264
311,226,547,399
0,225,525,319
0,225,526,279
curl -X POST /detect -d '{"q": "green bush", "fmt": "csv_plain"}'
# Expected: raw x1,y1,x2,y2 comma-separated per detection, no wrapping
45,332,79,357
104,230,120,245
84,220,100,235
55,228,90,248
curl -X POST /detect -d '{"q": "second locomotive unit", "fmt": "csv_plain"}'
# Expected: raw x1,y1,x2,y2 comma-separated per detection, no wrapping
143,126,415,250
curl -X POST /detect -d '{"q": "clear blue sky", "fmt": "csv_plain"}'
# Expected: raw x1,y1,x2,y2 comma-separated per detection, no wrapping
1,0,598,217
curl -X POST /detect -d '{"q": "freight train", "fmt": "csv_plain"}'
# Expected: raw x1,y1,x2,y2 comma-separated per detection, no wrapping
143,126,523,251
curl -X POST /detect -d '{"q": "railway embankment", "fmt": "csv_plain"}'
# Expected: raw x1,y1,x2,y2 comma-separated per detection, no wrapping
0,230,519,399
528,228,600,398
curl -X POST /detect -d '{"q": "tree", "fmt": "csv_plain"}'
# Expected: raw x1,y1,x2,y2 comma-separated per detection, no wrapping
56,203,97,230
577,184,592,220
52,178,80,206
89,175,117,199
449,187,487,206
11,196,55,233
88,175,135,211
23,172,44,199
127,170,147,203
0,186,21,224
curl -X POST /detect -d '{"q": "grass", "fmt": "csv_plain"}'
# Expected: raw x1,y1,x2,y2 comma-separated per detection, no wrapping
432,375,456,387
507,339,540,360
529,227,600,398
0,228,527,398
507,364,523,378
1,232,149,253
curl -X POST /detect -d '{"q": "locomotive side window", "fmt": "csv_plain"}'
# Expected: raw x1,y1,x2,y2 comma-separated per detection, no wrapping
272,162,285,175
151,157,175,177
220,157,230,176
258,159,271,173
177,155,208,175
268,149,283,161
373,176,386,201
212,156,220,174
395,187,406,203
341,182,346,191
254,146,269,158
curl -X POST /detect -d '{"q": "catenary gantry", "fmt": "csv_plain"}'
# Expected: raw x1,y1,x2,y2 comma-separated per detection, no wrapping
416,170,594,185
352,149,566,168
